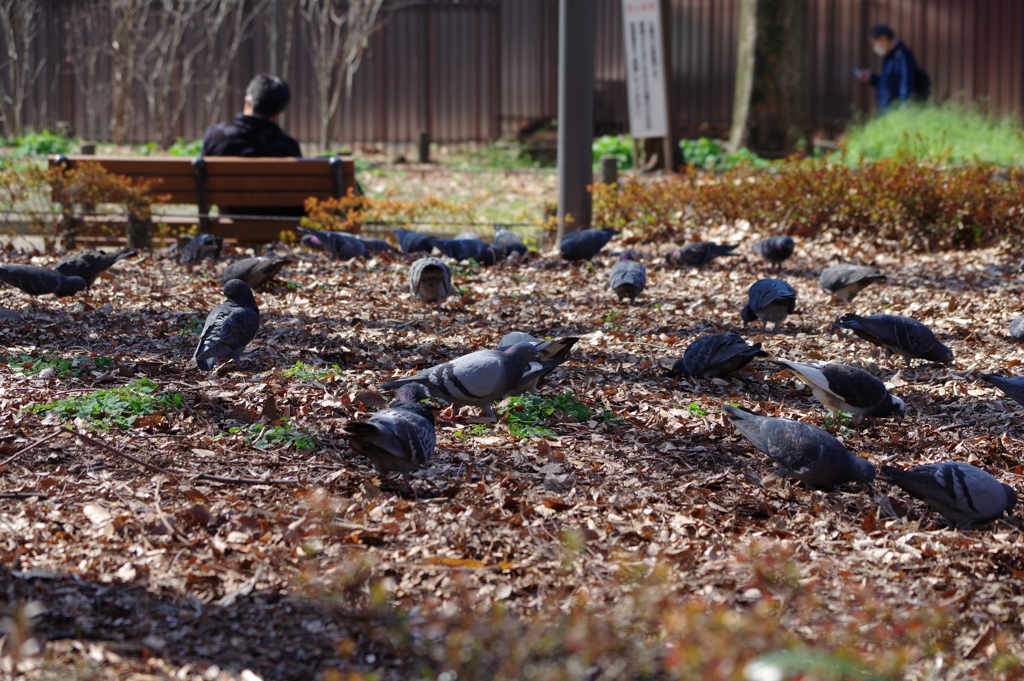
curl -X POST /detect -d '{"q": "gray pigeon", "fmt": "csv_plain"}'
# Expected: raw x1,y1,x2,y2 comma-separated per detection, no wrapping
559,229,618,261
880,462,1017,529
670,333,767,378
178,234,223,265
409,257,454,307
741,278,797,332
771,360,906,419
345,383,436,495
752,236,794,270
723,404,876,486
429,237,497,266
55,248,137,285
665,241,738,268
493,224,527,258
980,373,1024,407
833,313,953,366
191,279,260,371
379,342,542,417
1009,316,1024,341
219,256,289,288
819,265,885,303
393,228,433,254
609,251,646,304
357,236,397,255
0,264,88,297
296,226,367,261
497,333,579,396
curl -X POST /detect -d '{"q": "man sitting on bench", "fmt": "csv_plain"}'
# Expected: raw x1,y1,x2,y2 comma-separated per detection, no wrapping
202,73,304,220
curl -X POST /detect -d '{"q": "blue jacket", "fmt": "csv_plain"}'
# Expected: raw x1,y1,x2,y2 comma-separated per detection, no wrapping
869,40,919,112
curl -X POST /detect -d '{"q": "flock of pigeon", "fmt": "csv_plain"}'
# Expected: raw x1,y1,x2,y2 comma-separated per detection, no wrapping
0,224,1020,530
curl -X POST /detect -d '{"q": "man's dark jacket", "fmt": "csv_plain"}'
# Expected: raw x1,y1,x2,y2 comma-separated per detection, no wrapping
869,40,919,113
201,113,301,157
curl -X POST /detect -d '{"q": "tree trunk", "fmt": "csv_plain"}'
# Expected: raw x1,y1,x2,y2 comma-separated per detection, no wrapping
727,0,809,157
126,214,152,250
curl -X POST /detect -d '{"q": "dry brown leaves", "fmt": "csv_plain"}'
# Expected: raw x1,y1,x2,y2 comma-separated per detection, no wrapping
2,221,1024,680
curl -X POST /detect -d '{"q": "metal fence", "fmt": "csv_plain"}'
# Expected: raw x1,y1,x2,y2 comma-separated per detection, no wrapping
3,0,1021,150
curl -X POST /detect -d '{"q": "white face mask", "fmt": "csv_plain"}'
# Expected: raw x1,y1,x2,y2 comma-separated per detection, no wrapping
872,42,888,57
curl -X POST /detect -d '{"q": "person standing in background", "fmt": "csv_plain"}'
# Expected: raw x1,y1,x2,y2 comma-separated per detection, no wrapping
854,24,928,113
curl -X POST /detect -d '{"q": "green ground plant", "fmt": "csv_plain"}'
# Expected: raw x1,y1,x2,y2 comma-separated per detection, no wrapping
499,392,599,439
843,101,1024,166
227,419,316,450
3,352,115,377
284,360,342,382
31,378,184,429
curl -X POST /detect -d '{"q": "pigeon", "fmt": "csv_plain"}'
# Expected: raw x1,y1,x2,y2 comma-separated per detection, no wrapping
378,342,543,418
300,234,325,252
409,257,454,307
393,228,434,254
609,251,646,304
670,333,767,378
219,257,289,288
0,264,88,297
178,234,223,265
665,241,738,268
832,313,953,366
559,229,618,261
723,404,876,486
979,373,1024,408
357,236,397,255
771,360,906,419
741,278,797,332
296,226,367,261
428,237,497,265
497,333,579,395
493,224,527,258
191,279,260,371
818,264,885,303
1009,316,1024,342
345,383,436,496
880,462,1017,529
752,236,794,269
55,248,137,285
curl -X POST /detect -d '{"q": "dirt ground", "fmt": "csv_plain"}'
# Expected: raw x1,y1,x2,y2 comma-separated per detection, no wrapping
2,213,1024,679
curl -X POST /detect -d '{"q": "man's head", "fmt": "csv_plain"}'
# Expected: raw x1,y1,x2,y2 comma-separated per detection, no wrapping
867,24,895,57
244,74,290,119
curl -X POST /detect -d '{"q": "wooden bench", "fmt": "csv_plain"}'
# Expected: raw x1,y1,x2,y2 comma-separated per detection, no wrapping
48,155,357,246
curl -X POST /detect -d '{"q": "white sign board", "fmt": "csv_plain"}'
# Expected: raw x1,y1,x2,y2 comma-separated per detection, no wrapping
621,0,669,139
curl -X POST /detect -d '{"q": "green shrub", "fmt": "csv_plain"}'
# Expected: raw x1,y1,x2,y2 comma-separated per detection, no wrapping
31,378,184,429
592,148,1024,250
679,137,771,171
167,137,203,157
10,130,74,157
843,102,1024,166
593,134,634,170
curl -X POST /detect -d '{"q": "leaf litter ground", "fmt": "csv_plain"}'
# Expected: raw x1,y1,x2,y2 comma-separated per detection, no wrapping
2,221,1024,679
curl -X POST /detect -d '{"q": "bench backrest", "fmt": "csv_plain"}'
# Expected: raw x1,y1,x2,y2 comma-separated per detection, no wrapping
48,154,355,208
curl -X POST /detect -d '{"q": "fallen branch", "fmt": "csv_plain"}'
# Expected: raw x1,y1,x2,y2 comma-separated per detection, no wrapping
195,473,300,485
62,427,180,483
0,428,66,469
0,492,49,499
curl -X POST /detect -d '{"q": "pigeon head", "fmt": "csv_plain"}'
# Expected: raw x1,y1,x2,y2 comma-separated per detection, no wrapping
740,303,758,325
853,457,877,484
396,383,431,404
889,395,908,420
222,279,257,308
923,340,954,363
58,275,89,297
503,342,542,363
301,234,321,248
1004,484,1019,512
619,251,636,262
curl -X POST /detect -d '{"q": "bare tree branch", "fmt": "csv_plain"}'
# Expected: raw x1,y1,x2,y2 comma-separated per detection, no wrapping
202,0,270,130
0,0,44,137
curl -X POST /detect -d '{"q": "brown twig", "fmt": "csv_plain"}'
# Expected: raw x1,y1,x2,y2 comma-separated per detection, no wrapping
0,492,49,499
62,427,180,483
195,473,300,485
0,429,66,469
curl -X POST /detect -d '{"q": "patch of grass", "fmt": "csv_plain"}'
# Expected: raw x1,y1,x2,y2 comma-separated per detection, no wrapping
31,378,184,429
604,311,623,332
172,318,204,336
4,352,116,377
439,142,549,171
842,101,1024,166
686,402,708,417
452,423,492,440
283,361,342,382
228,419,316,450
285,281,305,291
499,392,593,439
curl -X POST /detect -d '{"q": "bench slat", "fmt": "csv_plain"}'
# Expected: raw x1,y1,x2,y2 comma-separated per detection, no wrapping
206,191,334,206
206,175,334,191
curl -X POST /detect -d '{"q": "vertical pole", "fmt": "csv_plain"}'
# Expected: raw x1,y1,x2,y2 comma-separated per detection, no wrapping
418,131,431,163
556,0,595,240
599,155,618,185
